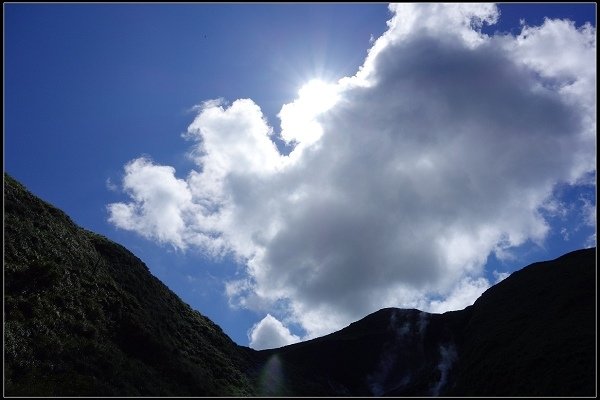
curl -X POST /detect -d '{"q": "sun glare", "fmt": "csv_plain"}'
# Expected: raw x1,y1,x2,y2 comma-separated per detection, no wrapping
279,79,341,149
297,79,339,115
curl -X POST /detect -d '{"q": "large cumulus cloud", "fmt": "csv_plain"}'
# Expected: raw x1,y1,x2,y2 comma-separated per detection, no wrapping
108,4,596,347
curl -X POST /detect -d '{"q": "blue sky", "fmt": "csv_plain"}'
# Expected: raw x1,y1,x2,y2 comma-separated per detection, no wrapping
4,3,596,348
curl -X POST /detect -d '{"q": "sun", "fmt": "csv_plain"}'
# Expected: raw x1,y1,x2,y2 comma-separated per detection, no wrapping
297,79,339,115
278,79,340,150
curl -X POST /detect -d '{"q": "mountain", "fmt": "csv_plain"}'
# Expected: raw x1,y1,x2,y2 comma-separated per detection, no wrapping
4,173,259,396
4,173,596,396
263,247,596,396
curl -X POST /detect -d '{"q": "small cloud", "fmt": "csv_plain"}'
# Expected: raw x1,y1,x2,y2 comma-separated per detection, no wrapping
492,270,510,283
540,199,569,219
248,314,300,350
584,233,596,248
579,195,596,228
106,157,193,251
428,277,491,313
105,177,118,192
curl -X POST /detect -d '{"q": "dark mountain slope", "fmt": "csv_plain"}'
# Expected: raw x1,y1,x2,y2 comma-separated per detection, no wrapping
257,308,469,396
449,247,596,396
4,173,258,396
260,248,596,396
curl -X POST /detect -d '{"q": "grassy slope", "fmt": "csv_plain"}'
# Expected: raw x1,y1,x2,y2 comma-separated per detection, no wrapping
449,247,596,396
4,173,258,396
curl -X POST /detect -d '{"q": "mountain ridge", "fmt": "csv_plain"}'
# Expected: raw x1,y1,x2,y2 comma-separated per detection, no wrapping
257,246,595,396
4,173,596,396
4,173,258,396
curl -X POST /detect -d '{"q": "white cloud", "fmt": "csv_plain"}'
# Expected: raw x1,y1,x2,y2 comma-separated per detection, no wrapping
584,233,596,248
248,314,300,350
428,277,491,314
107,157,194,250
108,4,596,341
492,270,510,284
580,194,597,247
507,18,596,183
278,79,339,149
105,177,118,192
580,194,596,228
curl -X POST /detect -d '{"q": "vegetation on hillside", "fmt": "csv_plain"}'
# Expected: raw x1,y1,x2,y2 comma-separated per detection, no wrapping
4,173,258,396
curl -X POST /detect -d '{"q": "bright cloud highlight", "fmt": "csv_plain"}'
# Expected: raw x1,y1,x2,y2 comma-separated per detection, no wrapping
248,314,301,350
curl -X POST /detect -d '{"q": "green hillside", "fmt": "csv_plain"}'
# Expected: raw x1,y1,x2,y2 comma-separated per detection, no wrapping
4,173,258,396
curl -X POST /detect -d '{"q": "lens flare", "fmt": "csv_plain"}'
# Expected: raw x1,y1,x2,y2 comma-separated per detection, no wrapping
258,354,286,395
